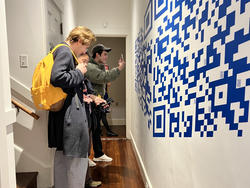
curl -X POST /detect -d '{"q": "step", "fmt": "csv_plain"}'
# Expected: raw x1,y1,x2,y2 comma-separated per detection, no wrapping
16,172,38,188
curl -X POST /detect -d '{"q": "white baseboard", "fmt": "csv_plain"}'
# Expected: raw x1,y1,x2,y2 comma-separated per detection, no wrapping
130,131,152,188
106,118,125,125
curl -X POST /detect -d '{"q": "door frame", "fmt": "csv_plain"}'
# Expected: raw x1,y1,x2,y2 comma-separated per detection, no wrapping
95,34,133,139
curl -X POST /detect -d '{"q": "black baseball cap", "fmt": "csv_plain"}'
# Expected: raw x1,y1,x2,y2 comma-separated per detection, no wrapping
91,44,112,56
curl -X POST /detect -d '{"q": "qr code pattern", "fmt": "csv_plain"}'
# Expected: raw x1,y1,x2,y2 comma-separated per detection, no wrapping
135,0,250,138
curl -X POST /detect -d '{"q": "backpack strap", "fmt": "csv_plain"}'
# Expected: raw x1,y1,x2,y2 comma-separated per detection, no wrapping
51,43,80,64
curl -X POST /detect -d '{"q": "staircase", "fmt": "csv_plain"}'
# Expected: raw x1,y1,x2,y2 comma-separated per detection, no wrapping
16,172,38,188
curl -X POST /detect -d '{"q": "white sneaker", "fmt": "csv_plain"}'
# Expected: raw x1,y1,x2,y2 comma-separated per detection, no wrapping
88,158,96,167
93,154,112,162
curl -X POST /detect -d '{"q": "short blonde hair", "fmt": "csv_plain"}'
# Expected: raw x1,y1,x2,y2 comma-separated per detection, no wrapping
66,26,96,45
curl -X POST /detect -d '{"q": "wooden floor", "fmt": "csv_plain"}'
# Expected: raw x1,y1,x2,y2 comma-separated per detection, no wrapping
89,126,145,188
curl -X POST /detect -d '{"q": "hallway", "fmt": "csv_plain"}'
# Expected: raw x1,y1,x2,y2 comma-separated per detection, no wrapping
89,126,145,188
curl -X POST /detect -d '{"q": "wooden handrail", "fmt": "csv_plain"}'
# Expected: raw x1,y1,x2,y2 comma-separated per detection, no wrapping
11,99,40,120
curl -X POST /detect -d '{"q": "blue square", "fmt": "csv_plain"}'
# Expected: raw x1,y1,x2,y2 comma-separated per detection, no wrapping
199,0,203,6
219,91,223,99
199,85,203,91
205,89,208,95
158,0,164,7
238,130,243,137
207,131,214,137
246,78,250,86
206,77,209,83
154,0,168,20
214,125,217,131
195,33,199,39
144,0,152,39
204,125,207,131
224,70,228,77
200,131,204,137
211,9,215,17
185,89,188,95
179,132,182,137
196,8,199,15
214,21,218,28
171,47,174,53
156,115,162,129
215,1,219,7
192,53,195,59
153,105,166,137
208,19,211,26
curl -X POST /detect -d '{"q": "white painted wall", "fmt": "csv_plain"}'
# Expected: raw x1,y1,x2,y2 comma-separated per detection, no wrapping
0,0,17,187
5,0,78,187
62,0,77,39
131,0,250,188
75,0,132,130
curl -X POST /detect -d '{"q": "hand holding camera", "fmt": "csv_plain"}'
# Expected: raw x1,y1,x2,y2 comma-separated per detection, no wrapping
118,54,125,71
97,97,114,113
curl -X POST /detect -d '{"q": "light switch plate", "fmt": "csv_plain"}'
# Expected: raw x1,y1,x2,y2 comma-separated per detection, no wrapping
19,55,28,68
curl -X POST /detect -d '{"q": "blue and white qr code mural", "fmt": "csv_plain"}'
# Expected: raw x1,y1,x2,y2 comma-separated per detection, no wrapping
135,0,250,138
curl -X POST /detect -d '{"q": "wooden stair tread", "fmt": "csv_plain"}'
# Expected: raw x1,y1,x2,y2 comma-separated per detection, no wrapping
16,172,38,188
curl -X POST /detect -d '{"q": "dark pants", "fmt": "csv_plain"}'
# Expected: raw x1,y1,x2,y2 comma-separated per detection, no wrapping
92,110,104,158
101,112,111,132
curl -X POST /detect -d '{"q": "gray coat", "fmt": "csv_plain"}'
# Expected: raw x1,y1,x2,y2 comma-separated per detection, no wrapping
48,43,89,158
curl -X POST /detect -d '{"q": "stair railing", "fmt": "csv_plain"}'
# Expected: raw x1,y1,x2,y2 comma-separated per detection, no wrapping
11,98,40,120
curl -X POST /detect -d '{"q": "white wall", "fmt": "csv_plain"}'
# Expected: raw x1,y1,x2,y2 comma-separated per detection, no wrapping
62,0,77,39
0,0,17,187
5,0,78,187
75,0,133,130
5,1,53,187
131,0,250,188
75,0,131,36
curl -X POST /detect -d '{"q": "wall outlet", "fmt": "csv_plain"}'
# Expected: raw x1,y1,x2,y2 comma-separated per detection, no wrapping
19,55,28,68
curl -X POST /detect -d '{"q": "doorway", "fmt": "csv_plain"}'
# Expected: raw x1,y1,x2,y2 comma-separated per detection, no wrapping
91,37,126,137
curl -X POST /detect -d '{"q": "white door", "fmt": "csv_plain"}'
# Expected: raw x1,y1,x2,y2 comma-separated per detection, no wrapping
47,0,63,51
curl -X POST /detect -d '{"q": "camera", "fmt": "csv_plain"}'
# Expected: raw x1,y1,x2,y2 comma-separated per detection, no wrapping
97,97,114,113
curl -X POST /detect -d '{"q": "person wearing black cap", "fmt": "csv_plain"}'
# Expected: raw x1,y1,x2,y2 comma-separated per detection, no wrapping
85,43,125,162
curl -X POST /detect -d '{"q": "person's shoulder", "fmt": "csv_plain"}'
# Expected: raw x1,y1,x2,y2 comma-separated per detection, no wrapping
53,43,71,55
87,59,99,69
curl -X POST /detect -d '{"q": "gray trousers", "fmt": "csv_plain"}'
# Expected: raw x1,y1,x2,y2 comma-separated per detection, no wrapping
54,151,88,188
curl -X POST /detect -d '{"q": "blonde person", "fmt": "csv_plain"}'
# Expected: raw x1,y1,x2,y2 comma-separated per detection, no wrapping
48,26,95,188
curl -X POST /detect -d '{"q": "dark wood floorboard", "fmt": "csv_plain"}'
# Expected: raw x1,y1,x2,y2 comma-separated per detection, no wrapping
89,126,144,188
101,125,126,139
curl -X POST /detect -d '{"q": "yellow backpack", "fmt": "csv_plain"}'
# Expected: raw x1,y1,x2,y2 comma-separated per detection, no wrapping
31,44,78,111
